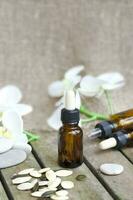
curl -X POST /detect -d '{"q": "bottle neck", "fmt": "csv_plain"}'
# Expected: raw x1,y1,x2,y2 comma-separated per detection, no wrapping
62,122,79,128
128,132,133,139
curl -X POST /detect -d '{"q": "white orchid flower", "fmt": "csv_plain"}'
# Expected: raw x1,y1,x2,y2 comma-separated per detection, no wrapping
78,75,103,97
47,105,63,130
47,91,81,130
48,66,84,98
0,85,32,116
0,111,31,155
97,72,125,90
79,72,125,97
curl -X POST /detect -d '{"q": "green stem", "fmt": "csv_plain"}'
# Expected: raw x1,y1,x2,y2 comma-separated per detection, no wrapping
81,116,97,125
104,90,114,115
80,105,108,120
24,130,40,142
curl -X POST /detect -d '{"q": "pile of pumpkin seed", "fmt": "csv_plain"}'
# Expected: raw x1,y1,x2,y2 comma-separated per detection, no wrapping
11,167,74,199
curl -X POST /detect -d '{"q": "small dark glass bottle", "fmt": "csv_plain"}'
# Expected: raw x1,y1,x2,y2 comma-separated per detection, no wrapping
58,107,83,168
89,108,133,139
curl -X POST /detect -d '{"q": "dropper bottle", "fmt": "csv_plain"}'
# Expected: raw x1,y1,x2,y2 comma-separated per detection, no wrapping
89,108,133,139
58,90,83,168
99,130,133,150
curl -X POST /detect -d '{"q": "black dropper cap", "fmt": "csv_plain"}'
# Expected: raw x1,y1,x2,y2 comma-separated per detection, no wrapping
61,108,80,124
113,130,128,149
89,121,115,139
99,130,129,150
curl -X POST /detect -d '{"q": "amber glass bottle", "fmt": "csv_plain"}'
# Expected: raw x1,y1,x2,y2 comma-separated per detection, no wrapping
89,108,133,139
58,91,83,168
99,130,133,150
58,108,83,168
110,108,133,122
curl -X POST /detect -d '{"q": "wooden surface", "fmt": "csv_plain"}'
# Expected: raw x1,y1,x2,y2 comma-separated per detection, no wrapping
0,129,133,200
0,0,133,199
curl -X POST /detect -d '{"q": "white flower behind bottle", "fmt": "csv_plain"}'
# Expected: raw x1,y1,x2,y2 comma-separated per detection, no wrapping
0,85,33,156
0,85,32,116
78,72,125,97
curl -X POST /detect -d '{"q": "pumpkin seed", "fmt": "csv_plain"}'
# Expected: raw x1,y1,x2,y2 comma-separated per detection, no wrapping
11,173,28,180
46,170,56,181
48,177,61,188
30,170,41,178
41,190,55,198
55,170,73,177
39,188,51,192
51,194,69,200
61,181,74,189
31,191,44,197
76,175,87,181
18,168,34,175
12,176,31,185
31,179,38,186
39,168,50,174
39,181,49,186
31,181,39,192
56,190,69,197
17,182,33,191
48,187,57,191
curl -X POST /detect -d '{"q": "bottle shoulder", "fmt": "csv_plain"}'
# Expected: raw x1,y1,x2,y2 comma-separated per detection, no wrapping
59,125,83,135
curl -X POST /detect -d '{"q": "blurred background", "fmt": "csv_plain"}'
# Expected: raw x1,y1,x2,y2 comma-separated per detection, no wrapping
0,0,133,130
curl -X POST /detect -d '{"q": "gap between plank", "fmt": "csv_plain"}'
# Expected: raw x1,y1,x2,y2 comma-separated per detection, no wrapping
0,171,14,200
31,144,46,168
83,156,121,200
119,150,133,165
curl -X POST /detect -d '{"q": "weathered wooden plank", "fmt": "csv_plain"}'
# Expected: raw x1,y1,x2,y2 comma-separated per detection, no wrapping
31,129,113,200
121,147,133,164
0,182,8,200
1,154,41,200
83,128,133,200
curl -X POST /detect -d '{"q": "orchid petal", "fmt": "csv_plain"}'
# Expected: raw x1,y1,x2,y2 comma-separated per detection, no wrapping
0,137,14,153
79,88,100,97
71,75,82,86
0,104,32,116
55,97,64,107
97,72,125,84
48,81,64,97
0,85,22,106
63,77,80,90
102,82,125,90
2,111,23,141
64,75,81,88
75,90,81,109
12,104,33,116
65,65,84,79
98,72,125,91
47,106,63,130
64,66,84,88
0,106,9,112
13,133,28,143
13,143,32,155
79,75,102,97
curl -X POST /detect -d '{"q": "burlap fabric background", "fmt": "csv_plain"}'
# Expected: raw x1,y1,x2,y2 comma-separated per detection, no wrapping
0,0,133,130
